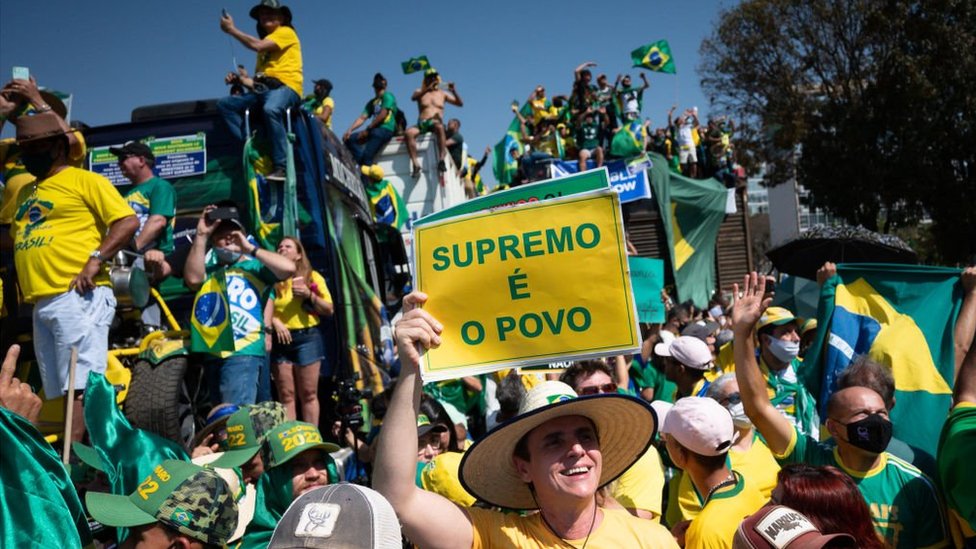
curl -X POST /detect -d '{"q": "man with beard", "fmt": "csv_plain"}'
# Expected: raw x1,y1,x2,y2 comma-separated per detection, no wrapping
11,112,138,444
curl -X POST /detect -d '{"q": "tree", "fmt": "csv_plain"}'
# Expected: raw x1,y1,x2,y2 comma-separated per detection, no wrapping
700,0,976,264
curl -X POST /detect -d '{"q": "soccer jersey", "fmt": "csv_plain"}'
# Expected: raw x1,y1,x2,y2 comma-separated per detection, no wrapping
272,270,331,330
677,432,779,520
204,258,278,357
611,444,665,520
938,402,976,542
467,507,678,549
12,167,134,302
778,427,950,549
257,26,303,97
685,471,767,549
363,92,397,133
123,176,175,254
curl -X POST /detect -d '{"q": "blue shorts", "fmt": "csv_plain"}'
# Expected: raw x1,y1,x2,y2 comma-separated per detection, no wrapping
271,327,324,367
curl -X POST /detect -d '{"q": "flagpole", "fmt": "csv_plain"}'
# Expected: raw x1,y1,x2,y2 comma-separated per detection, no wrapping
62,346,78,465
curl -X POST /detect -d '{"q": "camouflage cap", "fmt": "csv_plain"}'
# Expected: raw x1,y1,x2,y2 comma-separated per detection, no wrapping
210,401,287,469
86,460,238,545
265,421,341,469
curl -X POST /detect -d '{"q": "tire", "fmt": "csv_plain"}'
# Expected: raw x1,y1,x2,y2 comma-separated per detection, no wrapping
123,357,196,446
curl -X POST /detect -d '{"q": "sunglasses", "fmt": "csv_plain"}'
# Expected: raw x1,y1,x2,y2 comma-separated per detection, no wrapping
578,383,617,396
718,392,741,406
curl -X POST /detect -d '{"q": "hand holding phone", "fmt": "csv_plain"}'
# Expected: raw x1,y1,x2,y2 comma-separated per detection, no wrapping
12,66,29,81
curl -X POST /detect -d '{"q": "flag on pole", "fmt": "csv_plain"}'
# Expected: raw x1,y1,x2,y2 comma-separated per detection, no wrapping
631,40,677,74
401,55,431,74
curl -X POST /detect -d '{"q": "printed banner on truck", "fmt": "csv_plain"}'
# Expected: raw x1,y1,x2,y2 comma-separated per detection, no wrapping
551,155,652,203
413,189,640,381
89,133,207,186
628,256,666,323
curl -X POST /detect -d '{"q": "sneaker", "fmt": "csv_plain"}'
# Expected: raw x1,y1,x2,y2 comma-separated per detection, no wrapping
438,160,447,173
267,167,286,182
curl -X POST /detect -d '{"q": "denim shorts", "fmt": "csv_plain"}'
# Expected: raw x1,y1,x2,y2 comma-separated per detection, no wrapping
271,327,324,367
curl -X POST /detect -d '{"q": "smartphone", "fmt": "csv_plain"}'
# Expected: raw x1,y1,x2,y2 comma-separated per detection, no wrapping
764,278,776,294
221,8,229,17
12,66,29,81
207,206,239,222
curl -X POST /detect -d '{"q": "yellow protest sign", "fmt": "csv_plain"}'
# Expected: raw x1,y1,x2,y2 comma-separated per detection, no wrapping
413,190,640,381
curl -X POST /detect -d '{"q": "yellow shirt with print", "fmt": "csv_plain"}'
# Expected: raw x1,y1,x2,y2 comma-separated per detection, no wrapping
0,131,86,225
468,507,679,549
257,26,303,97
272,270,331,330
12,167,134,302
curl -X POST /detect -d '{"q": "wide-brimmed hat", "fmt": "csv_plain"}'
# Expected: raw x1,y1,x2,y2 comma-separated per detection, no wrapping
249,0,292,23
15,111,72,143
459,381,655,510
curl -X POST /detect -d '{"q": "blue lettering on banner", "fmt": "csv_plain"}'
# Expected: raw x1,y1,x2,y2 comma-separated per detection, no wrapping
225,273,263,340
551,158,651,203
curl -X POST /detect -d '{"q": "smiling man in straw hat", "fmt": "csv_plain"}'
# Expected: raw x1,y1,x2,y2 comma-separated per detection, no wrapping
373,292,678,548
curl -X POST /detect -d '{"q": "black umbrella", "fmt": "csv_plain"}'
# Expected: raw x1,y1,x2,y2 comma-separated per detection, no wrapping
766,225,917,280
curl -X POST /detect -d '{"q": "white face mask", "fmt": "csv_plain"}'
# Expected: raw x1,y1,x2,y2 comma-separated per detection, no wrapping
727,402,753,429
766,336,800,363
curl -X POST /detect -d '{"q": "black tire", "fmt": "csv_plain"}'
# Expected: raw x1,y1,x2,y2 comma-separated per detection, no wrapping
123,357,195,446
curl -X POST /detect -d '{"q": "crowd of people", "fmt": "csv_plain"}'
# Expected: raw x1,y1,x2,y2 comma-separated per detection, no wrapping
1,0,975,548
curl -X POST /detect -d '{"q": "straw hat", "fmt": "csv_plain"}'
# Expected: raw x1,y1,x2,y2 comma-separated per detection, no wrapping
459,381,655,510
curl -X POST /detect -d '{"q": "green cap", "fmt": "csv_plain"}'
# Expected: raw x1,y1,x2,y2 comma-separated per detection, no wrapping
86,460,238,545
210,402,287,469
265,421,340,469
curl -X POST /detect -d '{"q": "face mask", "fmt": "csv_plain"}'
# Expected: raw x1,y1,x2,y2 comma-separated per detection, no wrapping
842,414,893,454
21,151,56,179
727,402,753,429
214,247,242,265
766,336,800,363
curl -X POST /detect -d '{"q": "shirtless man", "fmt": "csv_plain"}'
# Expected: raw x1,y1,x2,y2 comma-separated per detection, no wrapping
405,69,463,177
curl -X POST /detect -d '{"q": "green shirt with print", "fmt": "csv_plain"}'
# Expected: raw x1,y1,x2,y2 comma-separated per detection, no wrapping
124,176,175,254
204,258,278,357
363,91,397,132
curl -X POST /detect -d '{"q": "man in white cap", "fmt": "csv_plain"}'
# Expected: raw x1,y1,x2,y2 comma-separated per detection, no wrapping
660,396,767,548
374,292,678,548
657,335,715,399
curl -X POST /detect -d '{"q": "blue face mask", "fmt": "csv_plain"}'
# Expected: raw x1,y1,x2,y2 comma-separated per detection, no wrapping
766,336,800,363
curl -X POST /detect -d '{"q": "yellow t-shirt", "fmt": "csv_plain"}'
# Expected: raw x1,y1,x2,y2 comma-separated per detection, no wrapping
684,471,768,549
12,167,134,302
610,445,665,521
257,26,303,97
314,96,334,129
1,131,86,225
272,270,331,329
677,433,780,521
468,507,679,549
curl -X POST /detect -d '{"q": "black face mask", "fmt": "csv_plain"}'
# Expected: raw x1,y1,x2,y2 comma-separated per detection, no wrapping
21,151,57,179
213,247,242,265
843,413,893,454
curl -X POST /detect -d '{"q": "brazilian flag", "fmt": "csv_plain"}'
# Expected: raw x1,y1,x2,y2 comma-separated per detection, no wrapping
647,152,727,307
803,264,962,454
365,178,408,230
631,40,676,74
190,271,236,356
401,55,431,74
610,121,646,158
244,137,283,249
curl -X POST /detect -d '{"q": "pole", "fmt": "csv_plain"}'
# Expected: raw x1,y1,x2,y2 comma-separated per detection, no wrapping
62,347,78,465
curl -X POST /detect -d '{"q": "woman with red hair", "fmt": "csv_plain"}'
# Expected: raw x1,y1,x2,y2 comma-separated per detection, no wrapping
772,464,885,548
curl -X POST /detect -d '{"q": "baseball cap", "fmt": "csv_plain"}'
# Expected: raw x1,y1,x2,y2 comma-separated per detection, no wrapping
209,402,287,469
657,336,714,370
733,505,856,548
758,307,797,331
652,330,677,357
86,460,238,546
421,451,476,507
799,318,818,336
109,141,155,163
269,484,401,549
360,164,385,181
312,78,333,90
417,413,449,438
265,421,341,469
661,396,734,456
681,320,720,342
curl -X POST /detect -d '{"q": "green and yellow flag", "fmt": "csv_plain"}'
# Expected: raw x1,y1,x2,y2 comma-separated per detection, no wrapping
803,264,962,454
245,137,283,249
648,152,727,307
631,40,676,74
401,55,431,74
190,271,236,356
365,178,408,230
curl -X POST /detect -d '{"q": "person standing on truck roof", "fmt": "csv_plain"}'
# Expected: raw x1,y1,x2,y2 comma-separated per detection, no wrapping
404,68,464,178
217,0,303,183
343,73,398,168
10,112,139,445
302,78,334,129
184,205,295,406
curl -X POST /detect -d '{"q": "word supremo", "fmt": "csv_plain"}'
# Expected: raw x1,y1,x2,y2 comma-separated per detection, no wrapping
276,424,324,452
431,223,601,271
460,307,592,345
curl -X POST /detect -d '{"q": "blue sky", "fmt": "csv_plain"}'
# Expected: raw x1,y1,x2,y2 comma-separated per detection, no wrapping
1,0,733,185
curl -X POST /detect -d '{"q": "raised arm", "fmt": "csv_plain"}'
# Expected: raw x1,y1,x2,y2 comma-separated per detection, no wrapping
732,272,796,455
219,13,280,53
954,267,976,379
446,82,463,107
237,235,296,281
183,206,216,291
574,61,596,81
955,306,976,407
372,292,473,549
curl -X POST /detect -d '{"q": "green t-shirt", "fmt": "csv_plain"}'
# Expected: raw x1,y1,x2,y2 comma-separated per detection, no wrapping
204,258,278,357
576,121,601,150
362,91,397,132
630,357,677,403
938,403,976,538
779,428,950,549
124,176,176,254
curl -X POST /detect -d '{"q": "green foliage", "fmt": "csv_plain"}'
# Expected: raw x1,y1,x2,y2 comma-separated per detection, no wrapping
700,0,976,264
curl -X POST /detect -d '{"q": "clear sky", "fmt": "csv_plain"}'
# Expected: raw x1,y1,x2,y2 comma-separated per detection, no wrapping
1,0,733,186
